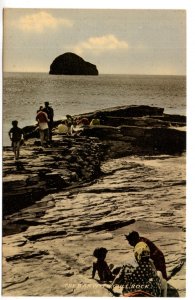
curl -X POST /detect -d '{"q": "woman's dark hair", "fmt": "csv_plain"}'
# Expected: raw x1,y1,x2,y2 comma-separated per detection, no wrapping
125,231,139,242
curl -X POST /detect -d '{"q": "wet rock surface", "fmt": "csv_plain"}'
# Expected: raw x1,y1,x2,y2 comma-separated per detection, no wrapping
2,156,186,296
2,105,186,296
3,135,104,217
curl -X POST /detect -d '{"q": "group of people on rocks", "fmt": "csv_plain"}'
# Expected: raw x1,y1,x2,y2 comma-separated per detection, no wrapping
8,101,101,160
56,113,100,136
8,101,54,159
92,231,168,297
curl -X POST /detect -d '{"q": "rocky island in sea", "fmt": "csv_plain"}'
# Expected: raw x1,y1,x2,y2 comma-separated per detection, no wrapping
2,105,186,296
49,52,99,75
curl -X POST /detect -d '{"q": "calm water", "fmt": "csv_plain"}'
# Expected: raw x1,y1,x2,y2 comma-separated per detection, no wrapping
3,73,186,146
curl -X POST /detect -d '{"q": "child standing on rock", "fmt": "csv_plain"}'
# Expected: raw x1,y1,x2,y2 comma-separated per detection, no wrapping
8,120,24,160
92,247,114,282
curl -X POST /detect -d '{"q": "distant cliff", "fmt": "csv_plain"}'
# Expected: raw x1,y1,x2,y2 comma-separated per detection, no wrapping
49,52,99,75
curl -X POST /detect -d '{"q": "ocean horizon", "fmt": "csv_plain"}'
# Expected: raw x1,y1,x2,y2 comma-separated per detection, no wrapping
3,72,186,146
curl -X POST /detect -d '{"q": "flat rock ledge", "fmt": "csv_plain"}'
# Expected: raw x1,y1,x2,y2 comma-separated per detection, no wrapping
3,105,186,219
3,135,104,217
2,105,186,296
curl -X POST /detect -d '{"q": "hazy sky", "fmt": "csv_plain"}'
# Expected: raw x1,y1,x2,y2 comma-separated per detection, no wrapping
3,9,186,75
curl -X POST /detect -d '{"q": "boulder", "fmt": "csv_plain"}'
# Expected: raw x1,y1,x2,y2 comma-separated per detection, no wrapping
49,52,98,75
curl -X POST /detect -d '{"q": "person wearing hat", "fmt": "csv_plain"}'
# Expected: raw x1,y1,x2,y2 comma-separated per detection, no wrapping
110,241,162,297
43,101,54,142
125,231,168,280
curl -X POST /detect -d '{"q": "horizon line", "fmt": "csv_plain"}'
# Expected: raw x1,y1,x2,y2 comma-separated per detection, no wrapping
3,71,186,76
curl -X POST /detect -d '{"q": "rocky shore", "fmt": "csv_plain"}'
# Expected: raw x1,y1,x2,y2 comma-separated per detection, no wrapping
2,105,186,296
3,105,186,218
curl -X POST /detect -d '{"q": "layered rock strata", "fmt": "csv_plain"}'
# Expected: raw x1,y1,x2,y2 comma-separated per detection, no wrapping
2,105,186,296
3,136,104,217
3,105,186,218
2,156,186,296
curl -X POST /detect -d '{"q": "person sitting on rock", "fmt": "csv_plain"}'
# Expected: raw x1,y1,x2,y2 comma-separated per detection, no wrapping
57,120,69,134
70,117,88,136
125,231,168,280
70,118,76,135
92,247,114,282
77,117,90,126
66,115,73,135
110,241,163,297
90,114,100,126
8,120,24,160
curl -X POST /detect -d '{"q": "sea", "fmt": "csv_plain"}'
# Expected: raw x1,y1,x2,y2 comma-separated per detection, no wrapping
3,73,186,146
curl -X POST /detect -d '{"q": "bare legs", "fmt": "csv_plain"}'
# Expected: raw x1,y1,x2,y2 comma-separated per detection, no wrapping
39,129,49,147
13,141,20,160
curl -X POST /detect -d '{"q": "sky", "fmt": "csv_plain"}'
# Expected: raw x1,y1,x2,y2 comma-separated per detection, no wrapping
3,8,186,75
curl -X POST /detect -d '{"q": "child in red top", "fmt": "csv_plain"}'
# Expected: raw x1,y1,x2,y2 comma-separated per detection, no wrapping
125,231,168,280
